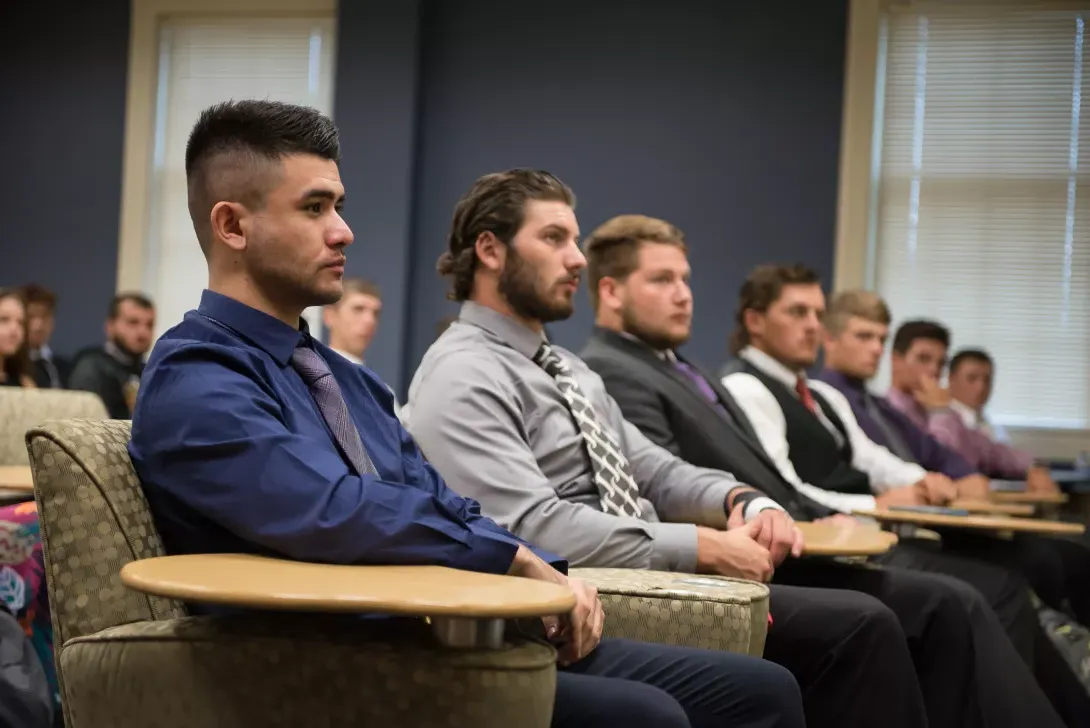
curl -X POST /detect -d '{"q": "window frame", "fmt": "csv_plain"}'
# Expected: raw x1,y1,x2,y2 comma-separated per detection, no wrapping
116,0,337,295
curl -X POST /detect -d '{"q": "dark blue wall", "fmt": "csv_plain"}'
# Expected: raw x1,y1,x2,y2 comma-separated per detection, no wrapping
0,0,131,354
2,0,846,393
402,0,847,389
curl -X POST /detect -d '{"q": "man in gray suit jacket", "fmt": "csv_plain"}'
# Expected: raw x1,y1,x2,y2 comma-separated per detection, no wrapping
577,213,1073,728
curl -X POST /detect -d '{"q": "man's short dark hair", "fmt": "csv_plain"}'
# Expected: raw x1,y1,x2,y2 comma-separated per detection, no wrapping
438,168,575,302
109,292,154,320
950,348,993,374
730,264,821,355
19,284,58,312
185,100,341,256
891,320,950,355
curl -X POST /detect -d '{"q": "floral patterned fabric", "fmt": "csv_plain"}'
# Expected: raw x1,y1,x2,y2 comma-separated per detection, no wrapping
0,500,55,707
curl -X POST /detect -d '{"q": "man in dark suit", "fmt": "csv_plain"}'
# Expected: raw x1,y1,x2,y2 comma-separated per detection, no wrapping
577,213,1085,728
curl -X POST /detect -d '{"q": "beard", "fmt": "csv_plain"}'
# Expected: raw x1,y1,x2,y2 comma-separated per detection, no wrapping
498,246,576,324
621,307,690,352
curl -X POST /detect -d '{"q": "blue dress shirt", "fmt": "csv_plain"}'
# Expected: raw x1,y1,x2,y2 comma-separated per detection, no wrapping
129,290,564,578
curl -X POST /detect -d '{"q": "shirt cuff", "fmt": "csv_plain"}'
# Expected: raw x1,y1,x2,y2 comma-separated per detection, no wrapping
743,497,786,522
648,522,699,574
875,463,927,491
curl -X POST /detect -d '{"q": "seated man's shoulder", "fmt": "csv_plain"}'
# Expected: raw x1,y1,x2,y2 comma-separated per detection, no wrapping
721,369,763,392
415,326,515,392
138,320,278,414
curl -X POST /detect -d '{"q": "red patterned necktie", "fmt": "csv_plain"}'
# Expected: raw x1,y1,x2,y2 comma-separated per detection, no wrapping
795,376,818,415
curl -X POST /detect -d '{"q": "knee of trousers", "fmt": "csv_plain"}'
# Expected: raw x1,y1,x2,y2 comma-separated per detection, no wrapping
742,659,804,714
842,593,907,646
588,682,691,727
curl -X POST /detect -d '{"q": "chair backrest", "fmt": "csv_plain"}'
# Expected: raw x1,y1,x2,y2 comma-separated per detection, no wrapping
25,419,184,648
0,389,108,465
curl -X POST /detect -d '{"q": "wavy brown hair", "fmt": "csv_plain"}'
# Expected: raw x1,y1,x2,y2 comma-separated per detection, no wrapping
438,169,575,301
0,288,32,386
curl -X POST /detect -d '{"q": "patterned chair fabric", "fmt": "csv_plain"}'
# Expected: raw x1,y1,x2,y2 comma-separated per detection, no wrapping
0,389,107,465
570,568,770,657
26,419,556,728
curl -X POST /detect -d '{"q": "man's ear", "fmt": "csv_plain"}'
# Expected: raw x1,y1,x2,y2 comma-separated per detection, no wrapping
474,231,505,273
597,277,623,311
743,309,765,340
209,201,250,253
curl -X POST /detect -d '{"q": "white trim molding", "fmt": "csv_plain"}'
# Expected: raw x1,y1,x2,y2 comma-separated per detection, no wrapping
833,0,883,293
115,0,337,293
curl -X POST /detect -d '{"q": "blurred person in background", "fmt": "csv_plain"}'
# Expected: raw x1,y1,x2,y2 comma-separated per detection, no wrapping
323,277,382,366
20,284,68,389
69,293,155,418
0,288,35,388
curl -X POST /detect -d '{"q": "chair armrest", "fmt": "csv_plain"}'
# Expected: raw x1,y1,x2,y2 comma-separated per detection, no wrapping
60,615,557,728
569,568,769,657
120,554,575,618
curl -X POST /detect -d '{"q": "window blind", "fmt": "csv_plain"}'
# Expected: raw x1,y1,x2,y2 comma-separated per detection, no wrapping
871,0,1090,428
145,16,336,343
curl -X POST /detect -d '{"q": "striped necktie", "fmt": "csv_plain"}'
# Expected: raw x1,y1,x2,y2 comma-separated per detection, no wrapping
534,344,642,518
292,344,378,476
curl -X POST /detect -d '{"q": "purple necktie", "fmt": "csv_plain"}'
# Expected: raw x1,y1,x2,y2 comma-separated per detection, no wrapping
292,345,377,476
673,359,724,409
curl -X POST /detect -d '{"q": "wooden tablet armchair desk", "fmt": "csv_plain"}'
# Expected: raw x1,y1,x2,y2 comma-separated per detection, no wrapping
27,418,778,728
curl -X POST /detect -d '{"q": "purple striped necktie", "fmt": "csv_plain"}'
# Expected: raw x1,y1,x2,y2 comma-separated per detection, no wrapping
672,358,722,406
292,345,377,476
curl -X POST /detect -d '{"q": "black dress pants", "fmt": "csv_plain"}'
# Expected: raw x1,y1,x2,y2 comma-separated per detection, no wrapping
881,537,1090,727
759,583,928,728
940,531,1090,625
554,638,804,728
777,554,1066,728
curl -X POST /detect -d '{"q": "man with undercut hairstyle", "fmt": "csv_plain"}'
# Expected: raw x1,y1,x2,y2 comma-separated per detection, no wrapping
128,101,805,728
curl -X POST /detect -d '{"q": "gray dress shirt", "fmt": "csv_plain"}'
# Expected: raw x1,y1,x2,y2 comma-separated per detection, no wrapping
406,301,743,573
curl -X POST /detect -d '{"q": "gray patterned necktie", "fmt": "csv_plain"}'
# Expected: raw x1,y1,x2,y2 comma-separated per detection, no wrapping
533,343,642,517
292,344,378,476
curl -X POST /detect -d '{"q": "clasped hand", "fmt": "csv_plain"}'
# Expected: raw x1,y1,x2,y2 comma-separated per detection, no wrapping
697,507,803,583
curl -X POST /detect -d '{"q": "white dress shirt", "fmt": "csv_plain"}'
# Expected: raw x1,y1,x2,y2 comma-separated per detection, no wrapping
721,347,926,514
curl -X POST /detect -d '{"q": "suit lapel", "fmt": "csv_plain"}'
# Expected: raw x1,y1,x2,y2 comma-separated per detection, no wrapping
591,331,777,469
596,331,724,417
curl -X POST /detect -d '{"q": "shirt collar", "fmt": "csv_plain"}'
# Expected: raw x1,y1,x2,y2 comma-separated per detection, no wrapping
949,399,980,427
459,300,546,359
614,329,674,362
331,348,364,366
818,368,865,394
739,346,802,388
884,386,921,414
196,289,307,366
104,340,138,367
